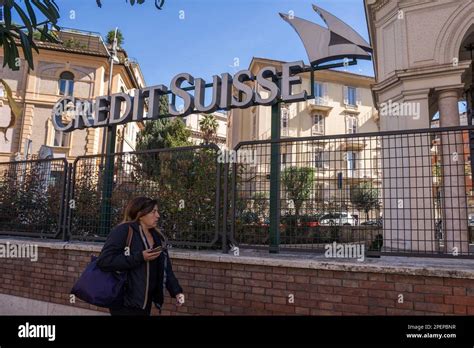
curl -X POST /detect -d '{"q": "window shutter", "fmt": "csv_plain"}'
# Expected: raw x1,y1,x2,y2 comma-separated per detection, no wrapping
323,151,330,169
356,88,361,105
323,83,328,100
343,86,349,105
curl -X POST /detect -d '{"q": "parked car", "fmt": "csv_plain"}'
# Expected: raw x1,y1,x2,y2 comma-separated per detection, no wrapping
319,212,356,226
279,214,323,228
468,215,474,226
361,218,383,227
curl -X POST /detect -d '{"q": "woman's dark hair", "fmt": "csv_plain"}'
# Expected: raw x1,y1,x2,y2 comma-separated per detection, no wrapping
123,196,166,241
123,196,158,222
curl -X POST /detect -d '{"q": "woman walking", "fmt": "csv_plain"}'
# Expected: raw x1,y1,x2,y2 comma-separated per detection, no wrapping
97,196,184,315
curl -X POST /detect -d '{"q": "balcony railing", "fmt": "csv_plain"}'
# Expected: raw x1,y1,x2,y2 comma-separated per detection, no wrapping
307,97,332,112
312,96,329,106
346,169,378,179
340,139,367,151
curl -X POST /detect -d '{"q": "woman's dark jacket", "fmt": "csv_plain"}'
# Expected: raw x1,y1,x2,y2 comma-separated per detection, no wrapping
96,221,182,311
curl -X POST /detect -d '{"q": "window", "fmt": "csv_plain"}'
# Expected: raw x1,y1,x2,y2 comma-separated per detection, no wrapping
314,151,324,169
314,149,328,169
344,86,357,106
312,114,324,135
0,86,4,98
346,116,358,134
313,82,328,105
347,152,357,173
58,71,74,96
0,5,4,24
314,82,323,98
281,107,289,136
282,152,291,169
53,130,70,147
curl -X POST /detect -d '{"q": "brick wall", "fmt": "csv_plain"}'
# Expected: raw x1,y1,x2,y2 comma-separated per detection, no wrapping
0,240,473,315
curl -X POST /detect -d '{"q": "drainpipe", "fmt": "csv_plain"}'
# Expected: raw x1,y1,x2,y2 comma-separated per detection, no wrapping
18,66,31,158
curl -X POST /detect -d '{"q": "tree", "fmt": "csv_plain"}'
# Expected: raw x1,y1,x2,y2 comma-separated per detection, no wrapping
1,1,60,71
199,114,219,144
252,192,269,222
350,182,381,221
134,117,192,179
106,29,124,47
137,118,192,151
281,166,315,220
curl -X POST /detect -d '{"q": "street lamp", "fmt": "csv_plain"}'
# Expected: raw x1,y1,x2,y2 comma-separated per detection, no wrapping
99,27,120,236
100,27,120,158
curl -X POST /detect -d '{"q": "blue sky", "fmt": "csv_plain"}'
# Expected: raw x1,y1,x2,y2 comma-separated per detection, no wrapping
53,0,374,86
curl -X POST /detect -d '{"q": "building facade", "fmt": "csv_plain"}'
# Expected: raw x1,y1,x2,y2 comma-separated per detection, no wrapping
228,57,380,221
365,0,474,253
0,29,145,163
184,111,227,147
228,58,378,147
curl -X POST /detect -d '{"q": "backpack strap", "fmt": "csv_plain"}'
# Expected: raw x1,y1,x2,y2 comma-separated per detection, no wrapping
126,226,134,248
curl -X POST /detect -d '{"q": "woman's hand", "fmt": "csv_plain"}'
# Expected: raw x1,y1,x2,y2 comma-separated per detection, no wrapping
142,249,162,261
175,293,185,306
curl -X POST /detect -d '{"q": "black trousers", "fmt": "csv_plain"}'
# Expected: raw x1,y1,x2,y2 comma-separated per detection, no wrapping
109,302,152,316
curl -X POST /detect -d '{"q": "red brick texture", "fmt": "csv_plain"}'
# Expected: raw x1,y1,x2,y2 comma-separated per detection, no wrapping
0,246,473,316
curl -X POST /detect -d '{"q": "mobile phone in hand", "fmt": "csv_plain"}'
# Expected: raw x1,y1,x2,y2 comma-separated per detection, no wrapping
149,245,166,253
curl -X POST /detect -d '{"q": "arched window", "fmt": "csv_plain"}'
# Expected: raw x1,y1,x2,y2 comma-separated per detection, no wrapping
58,71,74,96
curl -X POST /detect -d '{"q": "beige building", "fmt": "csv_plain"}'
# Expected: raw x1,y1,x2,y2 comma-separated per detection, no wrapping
0,28,145,163
228,57,380,219
228,57,378,145
184,111,227,147
365,0,473,253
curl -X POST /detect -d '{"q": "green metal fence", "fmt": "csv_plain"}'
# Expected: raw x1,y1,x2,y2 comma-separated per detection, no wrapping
230,125,474,258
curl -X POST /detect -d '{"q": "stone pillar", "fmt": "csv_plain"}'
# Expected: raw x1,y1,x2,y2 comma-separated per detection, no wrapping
380,94,436,253
437,88,469,254
86,128,99,155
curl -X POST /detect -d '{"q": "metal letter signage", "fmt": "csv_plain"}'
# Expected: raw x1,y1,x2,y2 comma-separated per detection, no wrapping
52,4,371,133
52,63,308,132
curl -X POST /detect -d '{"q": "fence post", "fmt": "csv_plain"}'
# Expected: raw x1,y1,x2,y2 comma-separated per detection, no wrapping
229,159,237,247
269,102,281,253
99,128,116,237
61,163,73,241
222,162,229,253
